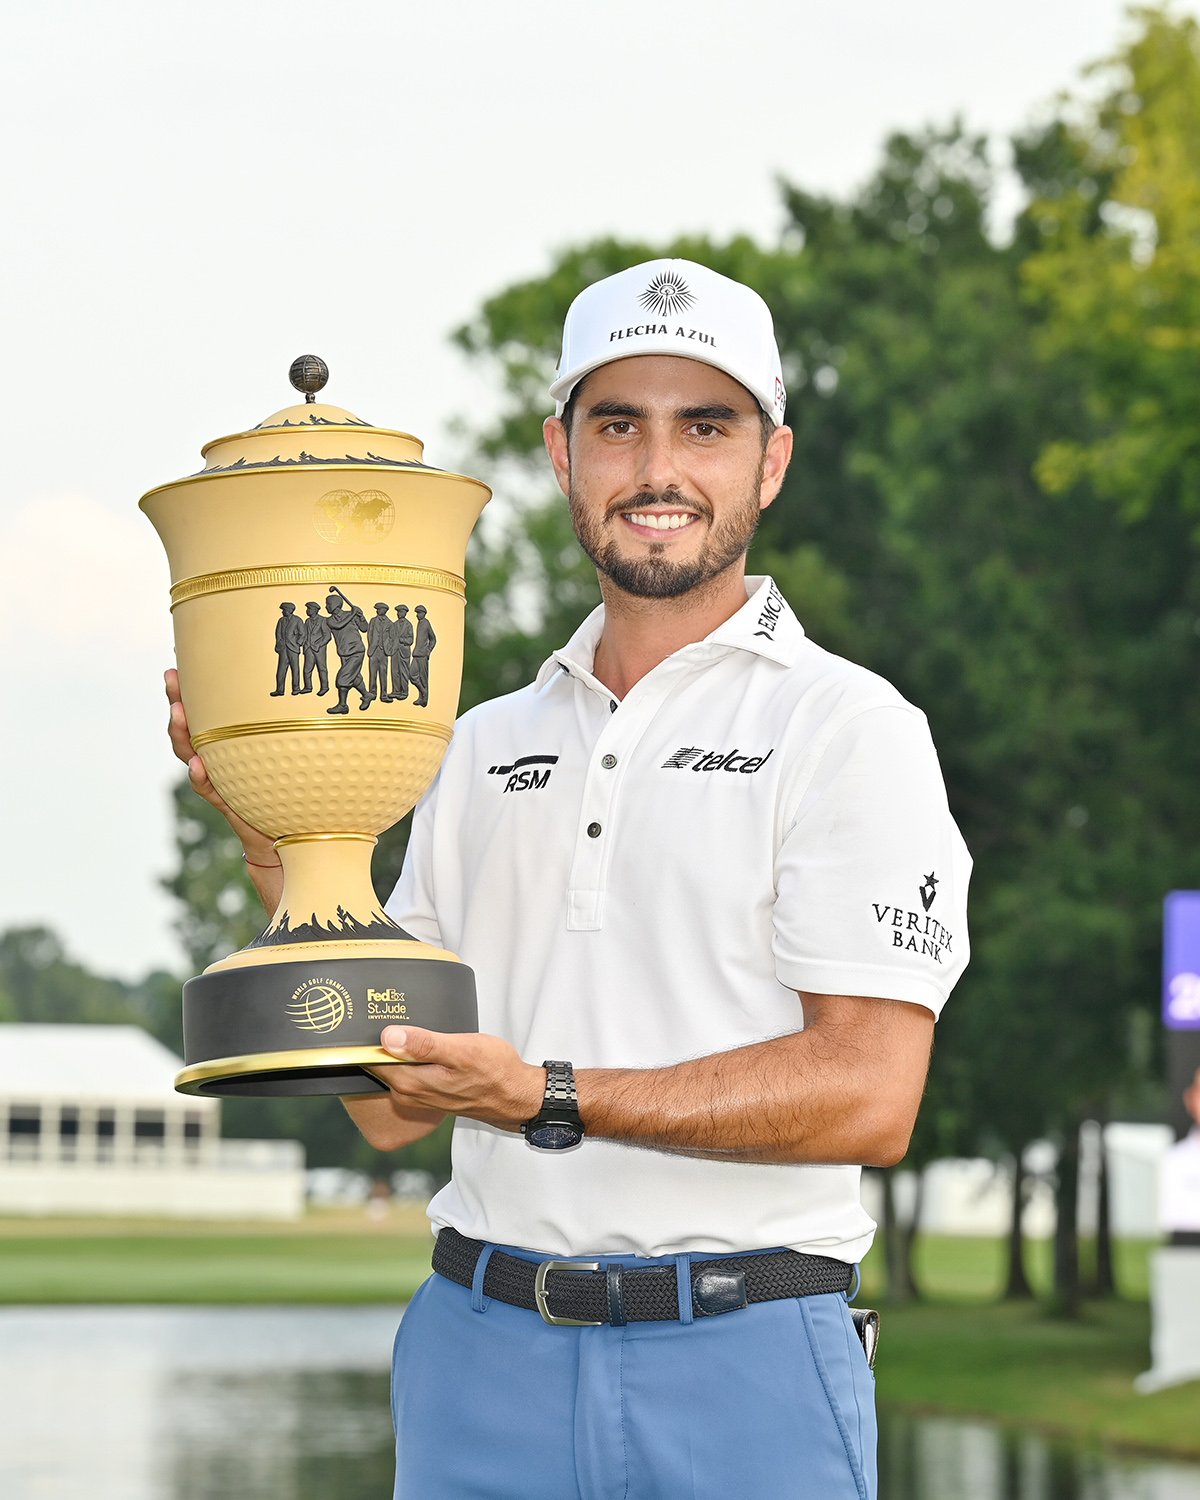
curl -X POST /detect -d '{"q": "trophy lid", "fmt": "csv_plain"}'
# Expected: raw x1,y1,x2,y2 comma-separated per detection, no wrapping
139,354,491,535
186,355,433,477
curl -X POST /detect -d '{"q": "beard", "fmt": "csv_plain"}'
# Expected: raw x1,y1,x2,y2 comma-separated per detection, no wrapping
569,474,764,601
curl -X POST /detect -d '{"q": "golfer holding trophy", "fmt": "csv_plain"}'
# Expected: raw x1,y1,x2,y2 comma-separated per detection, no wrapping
155,262,970,1498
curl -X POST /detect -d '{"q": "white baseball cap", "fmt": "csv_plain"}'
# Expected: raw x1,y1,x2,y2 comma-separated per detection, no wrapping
550,258,787,426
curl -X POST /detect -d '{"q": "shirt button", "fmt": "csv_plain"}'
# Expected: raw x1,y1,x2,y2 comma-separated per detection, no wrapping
601,754,617,769
587,822,602,838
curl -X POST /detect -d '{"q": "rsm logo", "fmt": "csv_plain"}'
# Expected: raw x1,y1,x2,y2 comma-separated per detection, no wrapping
487,754,559,793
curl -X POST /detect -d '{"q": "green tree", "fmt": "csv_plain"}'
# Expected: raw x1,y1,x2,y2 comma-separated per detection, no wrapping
1026,6,1200,524
0,926,179,1043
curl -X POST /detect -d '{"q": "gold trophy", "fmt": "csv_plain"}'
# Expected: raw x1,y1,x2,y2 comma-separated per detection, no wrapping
141,357,490,1097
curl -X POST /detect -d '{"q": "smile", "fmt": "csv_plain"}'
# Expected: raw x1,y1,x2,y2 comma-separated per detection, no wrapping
623,512,699,532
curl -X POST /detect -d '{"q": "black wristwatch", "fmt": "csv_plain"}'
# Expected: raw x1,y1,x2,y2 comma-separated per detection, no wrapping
522,1060,585,1151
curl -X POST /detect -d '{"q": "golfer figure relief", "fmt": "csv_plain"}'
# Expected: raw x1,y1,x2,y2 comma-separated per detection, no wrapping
299,601,331,696
411,604,436,708
268,590,434,710
270,602,304,696
324,586,372,714
390,603,413,702
368,603,393,703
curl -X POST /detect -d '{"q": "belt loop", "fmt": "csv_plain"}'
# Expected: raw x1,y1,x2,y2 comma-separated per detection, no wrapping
606,1264,627,1327
846,1264,861,1303
471,1243,496,1313
674,1254,693,1325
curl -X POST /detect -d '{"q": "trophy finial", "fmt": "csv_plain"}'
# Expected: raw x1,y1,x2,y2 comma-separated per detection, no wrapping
289,354,329,404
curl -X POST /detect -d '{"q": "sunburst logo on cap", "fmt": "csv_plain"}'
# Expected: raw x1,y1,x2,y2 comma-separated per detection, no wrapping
639,271,694,319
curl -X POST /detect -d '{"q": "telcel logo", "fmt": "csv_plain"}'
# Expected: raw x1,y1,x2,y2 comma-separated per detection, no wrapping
661,746,774,774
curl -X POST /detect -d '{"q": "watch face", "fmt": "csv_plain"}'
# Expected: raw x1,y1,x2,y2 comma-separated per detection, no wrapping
527,1119,583,1151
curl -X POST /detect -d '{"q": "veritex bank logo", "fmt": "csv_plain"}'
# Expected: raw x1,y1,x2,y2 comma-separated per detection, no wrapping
488,754,559,793
871,873,955,964
662,746,774,774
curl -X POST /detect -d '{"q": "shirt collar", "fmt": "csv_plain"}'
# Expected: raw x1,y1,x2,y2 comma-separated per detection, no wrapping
534,575,805,689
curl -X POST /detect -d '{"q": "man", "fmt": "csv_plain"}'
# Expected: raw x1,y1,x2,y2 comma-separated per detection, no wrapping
389,603,413,701
410,604,436,708
299,600,331,696
167,259,970,1499
323,588,372,715
1161,1066,1200,1238
269,601,303,696
368,602,395,704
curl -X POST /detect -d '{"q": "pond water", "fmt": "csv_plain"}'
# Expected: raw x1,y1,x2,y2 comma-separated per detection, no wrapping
0,1306,1197,1499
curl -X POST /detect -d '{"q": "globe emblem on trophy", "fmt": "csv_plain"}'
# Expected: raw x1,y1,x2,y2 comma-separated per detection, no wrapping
286,980,351,1034
140,357,490,1097
313,488,396,543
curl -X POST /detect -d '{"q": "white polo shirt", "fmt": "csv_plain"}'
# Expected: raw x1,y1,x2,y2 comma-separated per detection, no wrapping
1161,1131,1200,1232
386,576,971,1261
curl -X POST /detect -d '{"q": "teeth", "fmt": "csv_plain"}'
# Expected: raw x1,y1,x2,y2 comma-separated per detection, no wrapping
627,512,696,531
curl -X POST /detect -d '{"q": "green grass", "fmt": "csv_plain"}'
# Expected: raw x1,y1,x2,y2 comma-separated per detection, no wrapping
1,1215,1196,1459
0,1206,435,1304
858,1232,1155,1303
873,1300,1199,1460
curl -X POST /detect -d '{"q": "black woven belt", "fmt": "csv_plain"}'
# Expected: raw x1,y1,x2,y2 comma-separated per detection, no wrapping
432,1226,853,1326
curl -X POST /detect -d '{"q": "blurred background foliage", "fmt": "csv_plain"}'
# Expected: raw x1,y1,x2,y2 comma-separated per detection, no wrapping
5,5,1200,1309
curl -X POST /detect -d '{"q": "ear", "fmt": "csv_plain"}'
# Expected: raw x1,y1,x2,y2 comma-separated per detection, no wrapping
758,424,793,513
543,416,571,499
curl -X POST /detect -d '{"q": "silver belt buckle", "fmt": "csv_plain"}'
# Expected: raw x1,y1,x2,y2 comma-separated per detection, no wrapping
533,1258,602,1326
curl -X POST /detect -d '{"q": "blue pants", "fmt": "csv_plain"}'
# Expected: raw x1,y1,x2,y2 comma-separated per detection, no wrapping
392,1242,877,1499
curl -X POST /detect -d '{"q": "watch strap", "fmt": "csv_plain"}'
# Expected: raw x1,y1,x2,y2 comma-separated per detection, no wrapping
522,1059,583,1138
541,1060,579,1115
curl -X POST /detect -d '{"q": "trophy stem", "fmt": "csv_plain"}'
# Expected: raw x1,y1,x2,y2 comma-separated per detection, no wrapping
174,824,479,1097
255,832,397,947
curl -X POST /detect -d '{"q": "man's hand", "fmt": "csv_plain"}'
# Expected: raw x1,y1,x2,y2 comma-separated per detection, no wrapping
366,1027,546,1133
165,667,282,908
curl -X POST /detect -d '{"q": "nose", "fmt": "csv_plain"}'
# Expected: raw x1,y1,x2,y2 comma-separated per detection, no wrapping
634,427,683,496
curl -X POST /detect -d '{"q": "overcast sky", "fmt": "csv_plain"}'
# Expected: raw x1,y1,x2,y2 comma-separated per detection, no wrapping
2,0,1183,981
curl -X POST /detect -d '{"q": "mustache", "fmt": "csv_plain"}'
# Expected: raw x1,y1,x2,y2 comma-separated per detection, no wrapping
606,488,712,522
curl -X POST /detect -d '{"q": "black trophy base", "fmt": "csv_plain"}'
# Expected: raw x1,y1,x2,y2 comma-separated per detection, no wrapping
176,952,478,1098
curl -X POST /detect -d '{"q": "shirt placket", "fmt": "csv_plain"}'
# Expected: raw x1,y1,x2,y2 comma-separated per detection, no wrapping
562,654,698,931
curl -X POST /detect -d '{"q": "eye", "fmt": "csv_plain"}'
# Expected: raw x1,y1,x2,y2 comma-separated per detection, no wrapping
603,419,635,435
689,421,720,438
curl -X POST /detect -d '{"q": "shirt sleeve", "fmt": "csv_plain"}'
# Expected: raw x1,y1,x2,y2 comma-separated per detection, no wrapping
772,703,971,1017
384,774,445,948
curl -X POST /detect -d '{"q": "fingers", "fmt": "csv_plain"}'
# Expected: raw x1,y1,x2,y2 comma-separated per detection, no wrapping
165,669,196,768
164,668,225,810
380,1025,436,1063
163,668,276,862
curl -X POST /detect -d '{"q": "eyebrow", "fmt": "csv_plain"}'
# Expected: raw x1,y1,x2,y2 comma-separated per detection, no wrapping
583,400,747,423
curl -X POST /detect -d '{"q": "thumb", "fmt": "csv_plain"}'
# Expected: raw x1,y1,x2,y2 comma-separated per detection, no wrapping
380,1025,439,1062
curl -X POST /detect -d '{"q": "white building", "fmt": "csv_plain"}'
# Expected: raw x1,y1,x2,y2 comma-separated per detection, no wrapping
863,1122,1177,1240
0,1024,304,1219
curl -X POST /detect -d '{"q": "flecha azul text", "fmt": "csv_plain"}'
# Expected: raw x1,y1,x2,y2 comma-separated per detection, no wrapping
609,326,716,347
